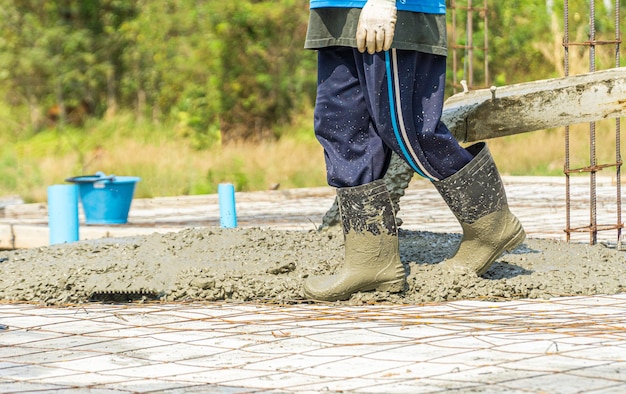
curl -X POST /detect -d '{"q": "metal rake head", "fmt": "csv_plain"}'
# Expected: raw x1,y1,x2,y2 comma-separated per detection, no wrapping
89,288,160,303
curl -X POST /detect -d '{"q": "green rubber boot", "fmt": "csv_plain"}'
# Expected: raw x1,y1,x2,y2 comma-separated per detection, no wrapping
433,142,526,276
303,180,406,301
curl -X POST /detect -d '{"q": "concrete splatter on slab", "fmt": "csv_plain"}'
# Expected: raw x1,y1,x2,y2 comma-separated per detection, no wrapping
0,227,624,305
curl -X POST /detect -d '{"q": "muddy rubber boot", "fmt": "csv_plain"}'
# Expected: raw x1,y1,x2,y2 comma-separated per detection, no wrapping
432,142,526,276
303,179,406,301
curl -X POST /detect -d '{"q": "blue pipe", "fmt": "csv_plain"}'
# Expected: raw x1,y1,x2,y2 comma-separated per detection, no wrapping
218,183,237,228
48,184,80,245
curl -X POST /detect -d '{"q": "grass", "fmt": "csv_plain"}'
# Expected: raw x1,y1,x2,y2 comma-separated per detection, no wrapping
0,108,622,203
0,110,328,203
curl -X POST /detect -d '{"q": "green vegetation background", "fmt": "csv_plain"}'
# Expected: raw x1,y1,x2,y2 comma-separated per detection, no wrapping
0,0,623,202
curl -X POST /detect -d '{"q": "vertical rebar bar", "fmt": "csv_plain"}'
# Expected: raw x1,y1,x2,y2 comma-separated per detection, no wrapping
615,0,623,248
483,0,489,85
564,0,571,243
466,0,473,87
589,0,598,245
449,0,489,91
451,0,458,93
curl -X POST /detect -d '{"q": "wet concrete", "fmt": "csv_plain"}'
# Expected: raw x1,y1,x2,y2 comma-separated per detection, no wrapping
0,225,624,305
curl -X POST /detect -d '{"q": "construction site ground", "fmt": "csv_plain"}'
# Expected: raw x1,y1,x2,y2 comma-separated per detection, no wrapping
1,176,626,393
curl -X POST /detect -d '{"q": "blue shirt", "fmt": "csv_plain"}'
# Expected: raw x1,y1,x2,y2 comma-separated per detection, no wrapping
310,0,446,14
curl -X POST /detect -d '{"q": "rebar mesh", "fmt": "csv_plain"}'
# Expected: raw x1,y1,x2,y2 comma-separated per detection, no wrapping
1,295,626,393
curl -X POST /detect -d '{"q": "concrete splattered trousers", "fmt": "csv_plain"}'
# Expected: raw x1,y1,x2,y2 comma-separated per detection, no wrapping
314,47,474,188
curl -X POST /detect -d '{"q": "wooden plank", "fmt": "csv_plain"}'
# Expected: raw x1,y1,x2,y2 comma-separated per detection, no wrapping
12,225,48,249
0,224,15,250
443,67,626,142
0,223,183,250
0,195,23,210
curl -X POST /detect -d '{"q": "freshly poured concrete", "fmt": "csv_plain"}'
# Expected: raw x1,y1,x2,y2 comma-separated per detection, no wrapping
1,175,625,305
0,226,624,305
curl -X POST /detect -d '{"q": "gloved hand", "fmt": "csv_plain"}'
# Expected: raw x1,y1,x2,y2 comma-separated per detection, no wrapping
356,0,397,54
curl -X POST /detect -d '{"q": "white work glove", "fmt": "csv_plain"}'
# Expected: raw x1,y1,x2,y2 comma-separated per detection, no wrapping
356,0,397,54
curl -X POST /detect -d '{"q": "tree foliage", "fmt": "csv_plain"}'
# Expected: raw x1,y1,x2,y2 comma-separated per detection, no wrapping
0,0,623,144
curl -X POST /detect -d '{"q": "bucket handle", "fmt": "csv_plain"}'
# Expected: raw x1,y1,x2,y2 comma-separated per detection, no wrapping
66,171,116,184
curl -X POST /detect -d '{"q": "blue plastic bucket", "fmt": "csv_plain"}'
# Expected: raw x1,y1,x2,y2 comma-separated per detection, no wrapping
66,172,140,225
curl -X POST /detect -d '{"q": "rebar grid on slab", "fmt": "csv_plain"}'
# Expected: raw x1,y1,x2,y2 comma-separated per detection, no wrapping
2,295,626,393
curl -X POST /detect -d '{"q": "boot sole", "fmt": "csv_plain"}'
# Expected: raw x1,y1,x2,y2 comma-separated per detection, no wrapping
303,277,406,302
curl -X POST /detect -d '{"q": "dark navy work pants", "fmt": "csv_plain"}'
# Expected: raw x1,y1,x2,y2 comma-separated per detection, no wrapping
314,47,473,188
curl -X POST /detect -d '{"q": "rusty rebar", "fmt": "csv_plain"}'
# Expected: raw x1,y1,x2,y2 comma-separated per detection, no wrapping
563,0,624,245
